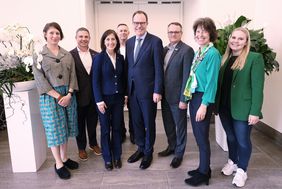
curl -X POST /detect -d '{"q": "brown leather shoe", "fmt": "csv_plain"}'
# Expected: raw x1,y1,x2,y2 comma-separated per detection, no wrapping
89,145,102,156
78,150,88,161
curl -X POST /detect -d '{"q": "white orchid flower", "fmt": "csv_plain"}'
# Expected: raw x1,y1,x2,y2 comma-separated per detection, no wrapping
25,65,30,72
23,56,33,66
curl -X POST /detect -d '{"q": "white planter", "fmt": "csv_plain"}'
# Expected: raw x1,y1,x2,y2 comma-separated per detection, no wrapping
13,80,36,92
215,115,228,151
3,81,46,172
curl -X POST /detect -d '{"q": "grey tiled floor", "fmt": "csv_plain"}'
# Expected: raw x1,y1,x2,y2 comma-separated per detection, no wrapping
0,111,282,189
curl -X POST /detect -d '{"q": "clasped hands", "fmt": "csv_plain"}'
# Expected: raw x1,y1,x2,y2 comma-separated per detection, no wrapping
57,93,72,107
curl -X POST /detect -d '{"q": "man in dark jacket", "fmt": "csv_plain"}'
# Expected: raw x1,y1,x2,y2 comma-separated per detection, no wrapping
70,27,101,161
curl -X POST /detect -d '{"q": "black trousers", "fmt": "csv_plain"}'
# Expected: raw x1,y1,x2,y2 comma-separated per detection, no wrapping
76,102,98,150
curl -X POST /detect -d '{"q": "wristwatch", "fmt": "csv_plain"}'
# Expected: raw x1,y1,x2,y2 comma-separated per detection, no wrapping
68,91,74,96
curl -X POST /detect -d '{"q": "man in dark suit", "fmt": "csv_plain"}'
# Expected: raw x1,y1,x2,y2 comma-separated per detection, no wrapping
126,10,164,169
70,27,101,161
116,23,134,144
158,22,194,168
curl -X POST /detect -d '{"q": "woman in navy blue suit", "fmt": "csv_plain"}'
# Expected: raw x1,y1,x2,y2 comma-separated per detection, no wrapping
92,30,126,170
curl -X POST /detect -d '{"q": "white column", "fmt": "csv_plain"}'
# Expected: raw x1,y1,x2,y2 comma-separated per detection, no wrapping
3,83,46,172
215,115,228,151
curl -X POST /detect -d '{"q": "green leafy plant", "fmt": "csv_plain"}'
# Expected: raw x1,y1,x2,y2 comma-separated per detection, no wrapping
0,63,34,96
214,15,279,75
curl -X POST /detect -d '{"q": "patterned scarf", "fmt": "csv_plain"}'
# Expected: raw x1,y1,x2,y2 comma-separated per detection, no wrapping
183,42,213,101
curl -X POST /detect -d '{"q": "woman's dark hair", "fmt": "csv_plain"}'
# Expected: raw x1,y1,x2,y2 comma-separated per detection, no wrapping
43,22,64,40
193,17,217,42
100,29,120,53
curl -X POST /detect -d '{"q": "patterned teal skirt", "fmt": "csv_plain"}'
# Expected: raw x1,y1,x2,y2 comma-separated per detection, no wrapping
39,86,78,147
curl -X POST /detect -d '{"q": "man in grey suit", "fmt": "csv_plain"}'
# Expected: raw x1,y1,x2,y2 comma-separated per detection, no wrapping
158,22,194,168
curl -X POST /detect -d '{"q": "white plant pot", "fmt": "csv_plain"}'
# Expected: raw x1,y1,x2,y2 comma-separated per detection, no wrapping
12,80,36,92
215,115,228,151
3,81,46,172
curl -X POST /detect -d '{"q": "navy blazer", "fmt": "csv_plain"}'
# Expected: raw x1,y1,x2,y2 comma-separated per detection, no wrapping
70,48,98,107
125,33,164,99
92,51,126,103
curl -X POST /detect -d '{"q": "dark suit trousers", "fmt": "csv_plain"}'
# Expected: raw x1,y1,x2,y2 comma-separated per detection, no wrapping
161,98,187,157
120,100,134,137
189,92,213,174
127,100,134,135
98,94,123,162
130,88,156,156
76,103,98,150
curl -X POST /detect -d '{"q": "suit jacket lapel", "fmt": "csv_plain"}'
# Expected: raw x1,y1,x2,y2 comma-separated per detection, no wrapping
104,52,115,71
128,38,135,65
166,41,182,71
163,47,169,58
134,34,150,65
74,48,90,75
232,69,239,83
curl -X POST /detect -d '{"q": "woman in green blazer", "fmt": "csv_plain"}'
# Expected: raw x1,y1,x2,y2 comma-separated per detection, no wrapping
216,27,265,187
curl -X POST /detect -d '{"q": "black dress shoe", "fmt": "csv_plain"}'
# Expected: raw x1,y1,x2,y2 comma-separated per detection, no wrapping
130,134,135,144
187,168,211,178
170,157,183,168
139,155,152,169
158,147,174,157
127,150,144,163
105,162,113,171
63,159,79,170
54,164,71,179
114,159,122,169
185,171,210,186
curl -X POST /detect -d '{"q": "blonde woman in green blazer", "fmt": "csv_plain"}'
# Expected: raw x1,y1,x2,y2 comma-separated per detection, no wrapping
216,27,265,187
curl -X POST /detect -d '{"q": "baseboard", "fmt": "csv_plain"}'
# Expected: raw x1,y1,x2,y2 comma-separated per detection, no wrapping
254,121,282,147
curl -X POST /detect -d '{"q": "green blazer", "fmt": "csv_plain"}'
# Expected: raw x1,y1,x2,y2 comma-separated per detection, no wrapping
216,52,265,121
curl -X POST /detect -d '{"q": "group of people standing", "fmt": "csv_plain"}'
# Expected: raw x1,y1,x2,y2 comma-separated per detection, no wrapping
33,10,265,188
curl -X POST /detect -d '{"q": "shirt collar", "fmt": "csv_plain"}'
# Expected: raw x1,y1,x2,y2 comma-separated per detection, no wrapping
136,32,147,41
167,42,178,50
77,47,90,53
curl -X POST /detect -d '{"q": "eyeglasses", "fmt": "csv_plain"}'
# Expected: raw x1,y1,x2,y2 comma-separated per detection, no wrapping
133,22,147,26
168,31,182,35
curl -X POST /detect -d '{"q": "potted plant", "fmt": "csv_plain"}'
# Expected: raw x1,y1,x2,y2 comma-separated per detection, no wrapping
0,24,42,97
0,24,46,173
214,15,279,75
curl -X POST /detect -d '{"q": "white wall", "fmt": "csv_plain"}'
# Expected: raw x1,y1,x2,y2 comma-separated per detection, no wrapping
0,0,85,51
254,0,282,133
93,1,183,50
84,0,96,50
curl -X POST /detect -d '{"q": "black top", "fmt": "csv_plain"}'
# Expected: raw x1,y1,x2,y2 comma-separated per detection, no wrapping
220,56,237,110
